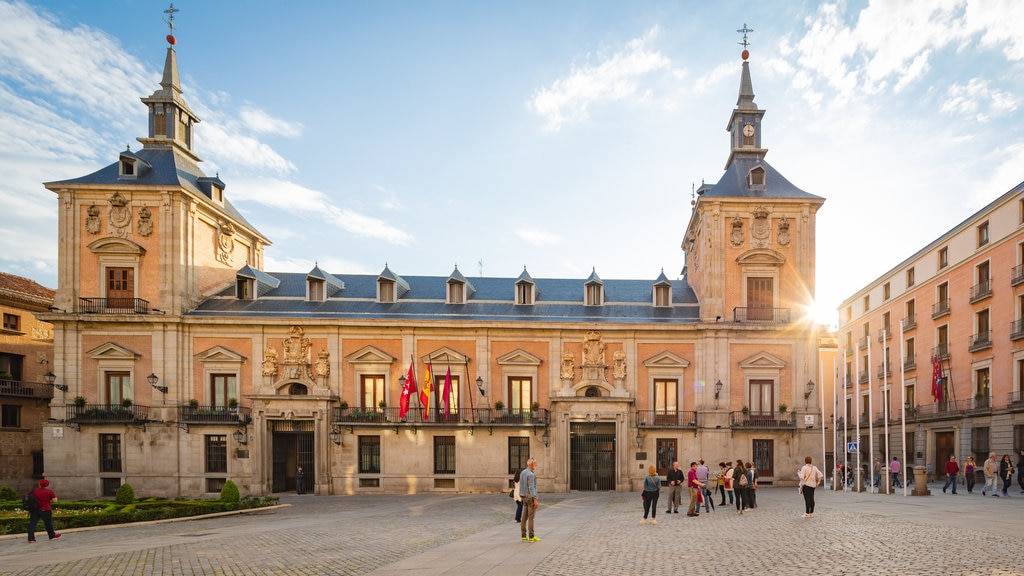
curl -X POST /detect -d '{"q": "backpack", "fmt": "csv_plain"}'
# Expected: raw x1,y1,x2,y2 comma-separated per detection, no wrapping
23,488,39,513
738,471,749,487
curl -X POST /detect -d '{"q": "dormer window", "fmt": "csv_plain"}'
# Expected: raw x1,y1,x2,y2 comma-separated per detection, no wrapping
378,279,395,303
447,280,465,304
121,159,135,176
212,186,223,203
516,280,535,305
749,166,765,187
308,279,325,302
236,277,254,300
585,283,603,306
654,284,671,307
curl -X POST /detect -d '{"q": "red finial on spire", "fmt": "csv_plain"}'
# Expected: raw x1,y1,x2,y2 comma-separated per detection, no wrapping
164,3,179,45
737,23,753,61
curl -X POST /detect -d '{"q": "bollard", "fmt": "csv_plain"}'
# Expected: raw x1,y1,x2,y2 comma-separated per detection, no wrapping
912,465,931,496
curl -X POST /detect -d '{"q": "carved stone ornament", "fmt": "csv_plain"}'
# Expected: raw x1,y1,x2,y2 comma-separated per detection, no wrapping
560,352,575,380
750,205,771,249
217,221,235,264
730,216,744,247
108,191,131,238
612,350,627,380
582,330,605,366
283,325,311,364
85,203,101,235
262,344,279,377
137,206,153,237
777,216,791,246
315,348,330,379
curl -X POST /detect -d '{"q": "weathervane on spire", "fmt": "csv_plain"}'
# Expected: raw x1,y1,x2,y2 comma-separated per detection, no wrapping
737,23,753,61
163,3,179,45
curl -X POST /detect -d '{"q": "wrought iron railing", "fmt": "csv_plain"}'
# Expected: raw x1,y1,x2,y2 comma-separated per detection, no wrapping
901,315,916,330
932,344,949,359
732,307,790,323
178,404,252,424
330,406,549,426
0,379,54,400
1012,319,1024,341
636,410,698,428
1013,264,1024,287
968,331,991,352
78,297,150,314
969,278,992,303
67,404,149,423
730,411,796,429
931,299,950,319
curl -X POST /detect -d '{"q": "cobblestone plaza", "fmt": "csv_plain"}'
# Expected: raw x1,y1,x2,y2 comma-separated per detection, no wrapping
2,483,1022,576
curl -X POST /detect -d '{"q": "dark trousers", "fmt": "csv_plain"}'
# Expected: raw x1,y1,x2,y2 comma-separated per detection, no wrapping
515,500,523,522
747,487,756,508
735,488,746,511
27,509,56,541
802,486,816,514
966,473,976,492
642,490,659,519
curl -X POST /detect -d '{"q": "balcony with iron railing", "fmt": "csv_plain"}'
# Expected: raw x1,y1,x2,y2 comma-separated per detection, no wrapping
858,335,869,350
931,299,950,319
901,314,916,331
66,403,149,424
859,371,869,384
330,406,549,427
636,410,698,428
877,328,892,342
967,331,992,353
729,411,797,429
78,297,150,314
0,378,55,400
903,356,916,371
876,363,892,379
1012,319,1024,341
1008,390,1024,409
178,404,252,425
1013,264,1024,287
967,394,991,413
932,344,949,360
732,307,790,323
969,278,992,304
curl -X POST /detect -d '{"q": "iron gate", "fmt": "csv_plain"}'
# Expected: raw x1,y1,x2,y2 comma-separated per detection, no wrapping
271,420,315,493
569,422,617,491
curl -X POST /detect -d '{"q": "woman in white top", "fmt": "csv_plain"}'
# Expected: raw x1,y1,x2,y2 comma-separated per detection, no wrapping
798,455,824,518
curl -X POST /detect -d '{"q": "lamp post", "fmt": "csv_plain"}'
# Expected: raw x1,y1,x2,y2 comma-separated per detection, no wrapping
148,373,168,394
804,379,816,408
714,379,723,409
43,370,68,392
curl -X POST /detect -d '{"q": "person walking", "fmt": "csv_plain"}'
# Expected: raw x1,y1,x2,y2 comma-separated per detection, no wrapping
665,461,684,514
296,466,305,495
640,465,661,525
964,456,977,493
26,479,61,543
519,458,540,541
1000,454,1014,497
686,461,705,517
983,452,999,496
872,458,882,493
890,457,902,489
798,456,824,518
513,471,523,522
942,455,959,494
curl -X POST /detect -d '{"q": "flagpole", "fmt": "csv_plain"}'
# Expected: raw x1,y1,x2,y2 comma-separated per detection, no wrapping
883,328,890,495
855,343,862,491
867,333,874,493
843,347,849,491
819,354,826,487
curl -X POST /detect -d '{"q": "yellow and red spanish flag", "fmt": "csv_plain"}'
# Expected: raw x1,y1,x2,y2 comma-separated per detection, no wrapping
420,361,434,419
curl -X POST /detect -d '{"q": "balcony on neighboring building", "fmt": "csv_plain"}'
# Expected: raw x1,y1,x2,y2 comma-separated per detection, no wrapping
858,335,869,350
178,404,252,426
1012,264,1024,287
636,410,698,429
1011,318,1024,341
968,394,991,414
0,379,55,400
931,299,950,319
877,328,892,342
903,356,916,371
901,314,916,331
968,331,992,353
67,403,149,424
859,371,869,384
78,297,151,314
729,410,797,429
732,307,790,323
969,278,992,304
905,400,965,422
1008,391,1024,409
932,344,949,360
876,363,892,379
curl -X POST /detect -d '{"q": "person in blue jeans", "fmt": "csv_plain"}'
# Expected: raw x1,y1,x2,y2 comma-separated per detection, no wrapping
942,455,959,494
27,479,61,543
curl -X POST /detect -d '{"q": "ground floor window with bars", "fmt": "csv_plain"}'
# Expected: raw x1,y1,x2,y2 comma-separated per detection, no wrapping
359,435,381,473
99,433,122,473
508,436,530,475
434,436,456,474
205,434,227,473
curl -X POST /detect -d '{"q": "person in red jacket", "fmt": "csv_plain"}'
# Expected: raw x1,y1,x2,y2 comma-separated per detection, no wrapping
27,479,61,543
942,455,960,494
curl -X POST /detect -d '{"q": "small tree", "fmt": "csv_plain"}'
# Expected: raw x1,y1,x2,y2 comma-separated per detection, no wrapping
220,479,240,503
73,396,86,407
0,485,18,501
778,403,788,414
494,400,505,412
115,482,135,505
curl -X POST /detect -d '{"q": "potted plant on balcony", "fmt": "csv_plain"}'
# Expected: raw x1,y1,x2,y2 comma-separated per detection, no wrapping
73,395,86,408
378,399,388,421
778,403,788,414
339,399,349,410
188,398,200,409
228,397,239,409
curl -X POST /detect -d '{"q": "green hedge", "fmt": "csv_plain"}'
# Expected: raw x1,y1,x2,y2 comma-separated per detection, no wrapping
0,495,278,535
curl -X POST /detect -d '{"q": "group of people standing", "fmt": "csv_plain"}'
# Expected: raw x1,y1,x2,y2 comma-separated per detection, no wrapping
638,458,759,525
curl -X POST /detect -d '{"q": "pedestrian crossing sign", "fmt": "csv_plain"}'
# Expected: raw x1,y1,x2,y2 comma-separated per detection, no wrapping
847,442,858,453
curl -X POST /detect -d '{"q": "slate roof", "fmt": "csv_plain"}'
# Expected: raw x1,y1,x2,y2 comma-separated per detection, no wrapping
703,156,823,201
45,147,260,235
190,271,700,324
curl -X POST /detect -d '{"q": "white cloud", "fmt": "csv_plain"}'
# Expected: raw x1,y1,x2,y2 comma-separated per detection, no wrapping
232,177,413,245
239,107,304,138
529,26,674,131
941,78,1020,120
515,228,564,247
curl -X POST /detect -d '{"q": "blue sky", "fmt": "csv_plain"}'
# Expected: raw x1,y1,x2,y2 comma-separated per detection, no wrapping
1,1,1022,326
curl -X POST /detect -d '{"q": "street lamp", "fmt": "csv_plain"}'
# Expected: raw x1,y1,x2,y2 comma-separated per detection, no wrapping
714,379,723,409
476,376,485,396
148,373,168,394
43,371,68,392
804,380,816,399
635,431,643,448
